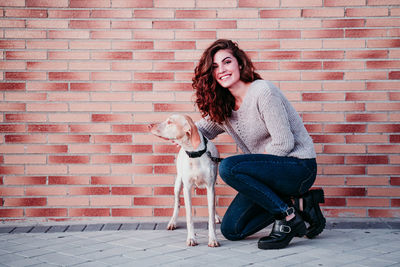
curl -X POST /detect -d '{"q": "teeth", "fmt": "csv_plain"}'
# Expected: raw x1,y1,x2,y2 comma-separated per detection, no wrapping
220,75,230,80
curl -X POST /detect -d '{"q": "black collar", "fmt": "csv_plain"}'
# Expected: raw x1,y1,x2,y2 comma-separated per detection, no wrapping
185,136,208,158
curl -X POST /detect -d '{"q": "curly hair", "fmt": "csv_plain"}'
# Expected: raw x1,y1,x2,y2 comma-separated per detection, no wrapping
192,39,261,124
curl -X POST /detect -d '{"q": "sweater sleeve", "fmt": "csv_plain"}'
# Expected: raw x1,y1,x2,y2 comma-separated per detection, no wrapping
196,117,225,140
258,86,295,156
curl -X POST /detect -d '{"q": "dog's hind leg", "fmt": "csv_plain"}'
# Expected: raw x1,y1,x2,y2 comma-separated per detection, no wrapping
167,175,182,230
206,185,220,247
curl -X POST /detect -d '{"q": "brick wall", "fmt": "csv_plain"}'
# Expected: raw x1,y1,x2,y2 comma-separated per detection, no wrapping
1,0,399,223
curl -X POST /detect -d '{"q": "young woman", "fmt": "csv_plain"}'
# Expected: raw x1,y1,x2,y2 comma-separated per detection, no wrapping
193,39,325,249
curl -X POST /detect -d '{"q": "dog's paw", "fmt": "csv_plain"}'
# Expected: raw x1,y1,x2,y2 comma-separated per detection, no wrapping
167,223,177,230
187,238,198,246
208,240,220,247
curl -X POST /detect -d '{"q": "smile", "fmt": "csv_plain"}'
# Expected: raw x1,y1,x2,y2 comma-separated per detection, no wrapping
219,74,231,80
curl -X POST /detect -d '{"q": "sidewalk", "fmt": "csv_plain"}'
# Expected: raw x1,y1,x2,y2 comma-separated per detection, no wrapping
0,220,399,266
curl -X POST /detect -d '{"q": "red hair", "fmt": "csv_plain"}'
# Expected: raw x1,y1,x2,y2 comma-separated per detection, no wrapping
192,39,261,124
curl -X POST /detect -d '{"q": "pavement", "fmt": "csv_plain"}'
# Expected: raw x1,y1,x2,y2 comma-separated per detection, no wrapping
0,220,399,267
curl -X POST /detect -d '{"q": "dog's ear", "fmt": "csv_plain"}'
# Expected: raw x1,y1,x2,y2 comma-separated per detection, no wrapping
183,120,191,136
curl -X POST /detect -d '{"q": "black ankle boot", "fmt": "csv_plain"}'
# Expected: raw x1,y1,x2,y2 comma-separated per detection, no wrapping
258,208,306,250
294,189,326,239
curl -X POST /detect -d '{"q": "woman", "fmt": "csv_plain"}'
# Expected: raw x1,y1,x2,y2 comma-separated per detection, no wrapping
193,39,325,249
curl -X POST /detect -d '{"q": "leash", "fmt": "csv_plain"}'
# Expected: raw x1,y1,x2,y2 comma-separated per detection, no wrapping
185,136,224,163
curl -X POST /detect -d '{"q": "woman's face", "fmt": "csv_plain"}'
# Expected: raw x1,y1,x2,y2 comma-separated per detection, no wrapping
212,49,241,89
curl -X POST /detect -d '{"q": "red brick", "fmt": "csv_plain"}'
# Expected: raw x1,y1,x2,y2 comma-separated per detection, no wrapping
0,124,25,133
112,208,152,217
4,176,46,185
26,208,67,217
49,176,90,185
348,198,389,207
176,10,216,19
28,124,68,133
260,9,300,18
368,165,400,175
92,155,132,164
91,176,132,185
5,198,46,207
69,208,110,217
112,145,152,153
26,0,68,7
113,0,152,7
346,29,386,38
26,145,68,154
5,134,45,144
322,197,346,207
303,51,344,59
0,209,23,218
369,209,400,218
70,20,110,29
91,10,132,18
346,113,387,122
325,187,366,197
49,156,89,164
69,187,110,195
311,135,345,143
134,155,175,165
0,187,24,196
94,135,132,143
323,19,365,28
346,156,388,164
5,9,47,17
368,124,400,133
111,187,152,195
70,0,110,8
392,199,400,207
325,124,366,133
134,197,173,206
323,165,366,175
112,125,148,133
49,72,89,81
48,10,90,18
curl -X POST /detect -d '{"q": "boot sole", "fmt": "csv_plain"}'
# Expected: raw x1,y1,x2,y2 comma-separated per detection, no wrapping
258,221,307,250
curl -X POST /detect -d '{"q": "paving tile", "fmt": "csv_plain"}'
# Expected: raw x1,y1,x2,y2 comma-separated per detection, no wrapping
46,225,68,233
137,222,156,230
29,226,51,233
119,223,138,231
102,223,122,231
35,252,88,266
0,227,15,234
10,227,34,234
65,224,86,232
84,224,104,232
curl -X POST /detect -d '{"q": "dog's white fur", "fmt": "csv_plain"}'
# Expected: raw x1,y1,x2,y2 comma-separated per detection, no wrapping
149,114,220,247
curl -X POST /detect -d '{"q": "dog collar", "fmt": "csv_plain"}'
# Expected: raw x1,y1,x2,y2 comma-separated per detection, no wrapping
185,136,208,158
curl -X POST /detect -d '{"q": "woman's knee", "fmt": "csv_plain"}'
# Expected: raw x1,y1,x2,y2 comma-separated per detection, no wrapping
219,155,243,182
218,157,233,182
220,218,244,241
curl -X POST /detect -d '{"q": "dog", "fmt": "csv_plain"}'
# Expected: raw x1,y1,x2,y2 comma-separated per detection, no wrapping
149,114,221,247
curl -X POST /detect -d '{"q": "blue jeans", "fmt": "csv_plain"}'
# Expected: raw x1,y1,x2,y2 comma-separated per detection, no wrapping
219,154,317,241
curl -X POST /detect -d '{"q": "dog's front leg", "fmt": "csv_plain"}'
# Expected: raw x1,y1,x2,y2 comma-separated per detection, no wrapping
183,182,197,246
207,185,220,247
167,175,182,230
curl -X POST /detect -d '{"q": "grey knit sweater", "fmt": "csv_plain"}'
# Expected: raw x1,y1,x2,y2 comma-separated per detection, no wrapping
196,79,316,159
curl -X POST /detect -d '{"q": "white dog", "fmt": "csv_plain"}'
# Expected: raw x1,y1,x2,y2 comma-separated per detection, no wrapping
149,114,221,247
